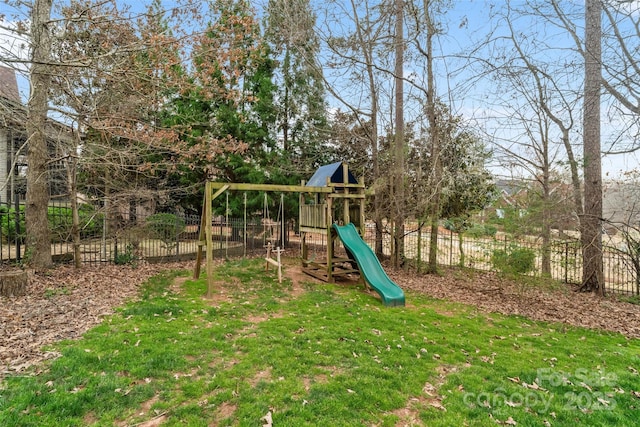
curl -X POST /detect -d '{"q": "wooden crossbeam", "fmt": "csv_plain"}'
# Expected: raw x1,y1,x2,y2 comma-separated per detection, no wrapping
208,182,333,193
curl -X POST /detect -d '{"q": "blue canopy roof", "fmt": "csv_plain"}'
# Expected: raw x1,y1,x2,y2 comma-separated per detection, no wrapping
306,162,358,187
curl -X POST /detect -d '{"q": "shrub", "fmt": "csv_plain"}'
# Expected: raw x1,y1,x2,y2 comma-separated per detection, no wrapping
1,204,103,244
465,224,486,238
483,224,498,236
114,244,137,265
491,247,536,274
48,206,73,242
0,205,25,242
78,205,104,238
48,205,103,242
465,223,497,238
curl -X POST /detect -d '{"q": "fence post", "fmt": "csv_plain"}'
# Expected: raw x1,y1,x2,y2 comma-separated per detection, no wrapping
14,193,21,262
243,193,247,258
0,203,4,263
564,242,569,284
175,209,180,259
449,228,453,266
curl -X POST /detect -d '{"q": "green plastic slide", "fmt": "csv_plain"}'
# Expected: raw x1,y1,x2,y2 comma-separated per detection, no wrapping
332,223,405,307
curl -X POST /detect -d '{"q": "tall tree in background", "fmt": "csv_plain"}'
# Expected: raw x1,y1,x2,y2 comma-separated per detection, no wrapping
600,2,639,126
543,0,640,292
25,0,54,269
406,101,496,271
438,128,496,268
265,0,330,177
49,0,189,264
392,0,405,268
161,0,279,214
423,0,441,273
318,0,389,257
478,5,583,276
581,0,604,293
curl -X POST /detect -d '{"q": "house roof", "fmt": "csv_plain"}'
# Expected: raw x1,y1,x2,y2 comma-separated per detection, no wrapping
306,162,358,187
0,65,20,104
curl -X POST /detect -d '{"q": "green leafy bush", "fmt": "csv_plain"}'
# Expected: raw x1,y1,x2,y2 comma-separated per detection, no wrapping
464,223,498,238
491,247,536,274
114,244,137,265
1,204,103,244
0,205,25,242
78,204,104,238
48,205,103,242
483,224,498,236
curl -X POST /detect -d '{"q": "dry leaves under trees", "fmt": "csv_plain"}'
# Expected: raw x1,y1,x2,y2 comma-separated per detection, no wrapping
387,268,640,338
0,262,188,377
2,261,640,378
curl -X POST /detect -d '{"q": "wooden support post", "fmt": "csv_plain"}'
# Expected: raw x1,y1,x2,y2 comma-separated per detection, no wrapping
194,184,229,281
193,196,207,279
359,177,366,236
343,163,350,224
301,232,308,265
327,196,334,283
205,181,215,298
276,246,283,283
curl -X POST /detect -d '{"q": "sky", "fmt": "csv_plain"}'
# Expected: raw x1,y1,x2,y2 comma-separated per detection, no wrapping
0,0,637,179
436,0,640,180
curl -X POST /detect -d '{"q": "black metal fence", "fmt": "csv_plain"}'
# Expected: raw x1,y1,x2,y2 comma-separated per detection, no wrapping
0,201,285,266
1,201,638,295
0,200,23,265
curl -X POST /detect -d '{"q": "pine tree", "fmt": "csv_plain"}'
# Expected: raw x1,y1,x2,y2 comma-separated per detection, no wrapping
265,0,331,180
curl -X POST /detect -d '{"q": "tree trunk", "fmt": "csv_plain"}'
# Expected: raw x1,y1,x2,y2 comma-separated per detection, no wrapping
581,0,604,294
458,232,465,268
541,214,552,276
25,0,54,270
541,125,552,276
425,1,441,273
0,271,28,297
392,0,405,268
561,128,584,219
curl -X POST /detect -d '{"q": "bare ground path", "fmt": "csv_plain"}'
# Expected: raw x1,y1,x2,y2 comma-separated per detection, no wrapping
2,260,640,378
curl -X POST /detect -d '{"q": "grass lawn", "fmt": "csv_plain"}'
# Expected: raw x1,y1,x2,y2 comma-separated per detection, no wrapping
1,258,639,426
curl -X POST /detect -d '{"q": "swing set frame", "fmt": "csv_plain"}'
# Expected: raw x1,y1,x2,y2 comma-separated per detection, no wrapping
193,163,366,298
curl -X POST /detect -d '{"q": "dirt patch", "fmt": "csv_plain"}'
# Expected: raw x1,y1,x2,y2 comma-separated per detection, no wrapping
171,276,190,292
140,394,161,414
392,364,459,425
215,401,237,420
249,367,272,387
137,414,168,427
283,262,315,297
203,278,238,305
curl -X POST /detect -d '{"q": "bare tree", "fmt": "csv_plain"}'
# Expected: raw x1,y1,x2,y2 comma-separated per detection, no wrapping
600,1,639,134
25,0,54,269
475,4,584,276
317,0,393,258
581,0,604,293
423,0,441,273
392,0,405,268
